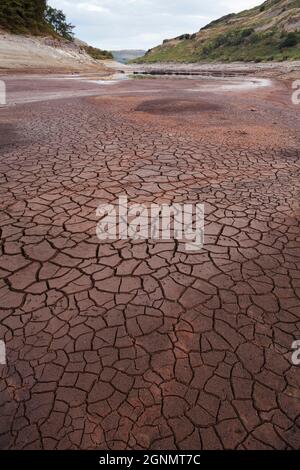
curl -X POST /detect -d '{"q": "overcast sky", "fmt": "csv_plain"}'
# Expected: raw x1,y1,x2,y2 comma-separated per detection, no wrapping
49,0,263,50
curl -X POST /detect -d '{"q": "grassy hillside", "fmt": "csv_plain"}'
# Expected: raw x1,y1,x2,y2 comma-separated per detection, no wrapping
137,0,300,63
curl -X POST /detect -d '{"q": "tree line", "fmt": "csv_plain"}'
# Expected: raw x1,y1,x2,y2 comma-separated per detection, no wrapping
0,0,74,39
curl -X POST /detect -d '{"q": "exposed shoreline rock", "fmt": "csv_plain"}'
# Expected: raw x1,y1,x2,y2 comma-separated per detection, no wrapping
0,29,113,74
127,61,300,81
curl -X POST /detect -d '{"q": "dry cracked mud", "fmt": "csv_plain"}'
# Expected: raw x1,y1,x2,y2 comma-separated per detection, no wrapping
0,74,299,450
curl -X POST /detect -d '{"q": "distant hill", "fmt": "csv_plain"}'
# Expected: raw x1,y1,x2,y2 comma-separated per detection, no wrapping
112,50,146,63
137,0,300,63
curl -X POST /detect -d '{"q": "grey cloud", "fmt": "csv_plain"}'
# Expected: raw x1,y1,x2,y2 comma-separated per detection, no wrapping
49,0,263,50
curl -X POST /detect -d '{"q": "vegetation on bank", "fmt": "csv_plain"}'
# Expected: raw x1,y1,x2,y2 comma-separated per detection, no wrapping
137,30,300,63
0,0,113,61
45,5,74,40
0,0,50,35
136,0,300,63
0,0,75,38
82,45,113,61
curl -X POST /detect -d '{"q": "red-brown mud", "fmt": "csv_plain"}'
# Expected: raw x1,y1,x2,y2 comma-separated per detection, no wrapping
0,75,299,450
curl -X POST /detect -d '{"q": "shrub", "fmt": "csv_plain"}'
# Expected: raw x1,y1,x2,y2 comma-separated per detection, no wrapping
83,46,113,60
211,28,256,49
280,33,298,48
178,34,191,40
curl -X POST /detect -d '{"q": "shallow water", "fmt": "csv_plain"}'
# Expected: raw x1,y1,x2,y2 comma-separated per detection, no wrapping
71,71,272,93
2,71,272,106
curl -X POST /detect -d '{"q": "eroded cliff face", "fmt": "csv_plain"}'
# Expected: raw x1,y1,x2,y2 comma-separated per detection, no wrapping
0,30,112,73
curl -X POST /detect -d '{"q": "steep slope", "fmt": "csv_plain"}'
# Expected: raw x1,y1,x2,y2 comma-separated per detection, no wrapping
138,0,300,63
0,1,112,72
0,29,113,72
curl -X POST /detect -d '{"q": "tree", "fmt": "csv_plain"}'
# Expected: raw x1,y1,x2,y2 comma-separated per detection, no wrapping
280,32,298,49
45,5,74,40
0,1,75,39
33,0,47,23
0,0,48,34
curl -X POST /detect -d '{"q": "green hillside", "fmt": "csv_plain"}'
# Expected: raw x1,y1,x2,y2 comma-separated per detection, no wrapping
137,0,300,63
0,0,51,35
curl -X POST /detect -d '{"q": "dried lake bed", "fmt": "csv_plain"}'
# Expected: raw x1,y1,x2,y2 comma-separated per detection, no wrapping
0,67,299,450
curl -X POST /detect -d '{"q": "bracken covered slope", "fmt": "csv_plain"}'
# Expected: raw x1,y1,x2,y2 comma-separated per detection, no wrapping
138,0,300,63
